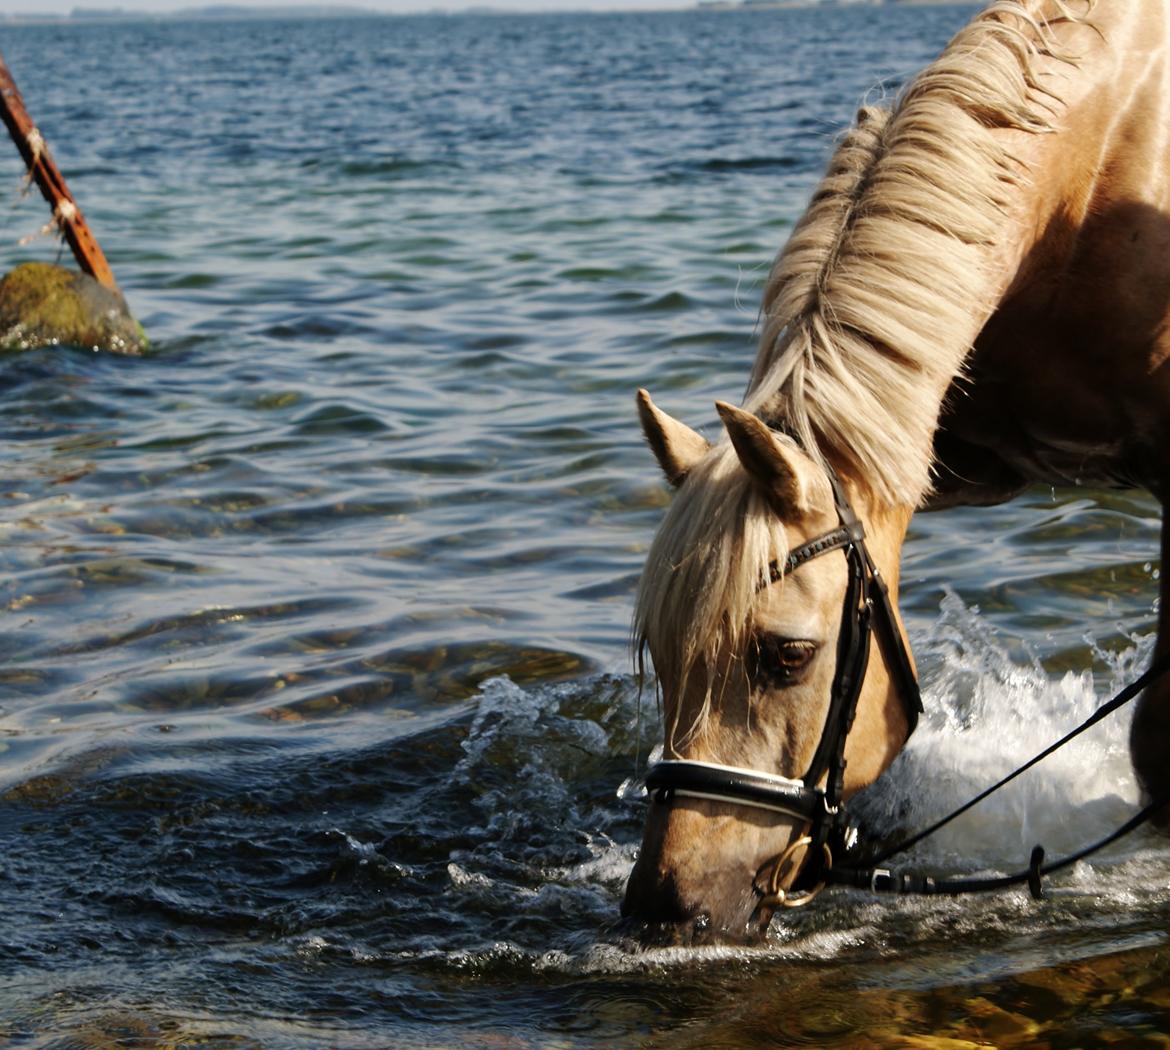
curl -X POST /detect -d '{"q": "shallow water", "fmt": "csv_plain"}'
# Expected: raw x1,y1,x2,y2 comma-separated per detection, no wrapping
1,5,1169,1047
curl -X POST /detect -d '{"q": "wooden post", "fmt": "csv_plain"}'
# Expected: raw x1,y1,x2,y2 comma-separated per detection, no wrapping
0,52,118,292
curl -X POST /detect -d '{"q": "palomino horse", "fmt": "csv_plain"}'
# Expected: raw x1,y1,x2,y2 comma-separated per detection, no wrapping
622,0,1170,942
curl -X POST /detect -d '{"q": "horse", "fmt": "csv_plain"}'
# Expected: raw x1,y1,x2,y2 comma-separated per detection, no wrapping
621,0,1170,943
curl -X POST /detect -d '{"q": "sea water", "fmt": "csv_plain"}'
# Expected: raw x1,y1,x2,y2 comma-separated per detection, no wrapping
2,5,1168,1046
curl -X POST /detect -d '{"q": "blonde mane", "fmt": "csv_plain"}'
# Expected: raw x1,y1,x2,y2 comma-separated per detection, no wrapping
636,1,1093,732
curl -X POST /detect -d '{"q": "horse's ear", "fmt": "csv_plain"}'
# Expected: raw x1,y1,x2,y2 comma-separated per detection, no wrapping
637,389,709,487
715,401,826,517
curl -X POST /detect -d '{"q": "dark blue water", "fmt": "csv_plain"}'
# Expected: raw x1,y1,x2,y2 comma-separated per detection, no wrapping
2,6,1169,1046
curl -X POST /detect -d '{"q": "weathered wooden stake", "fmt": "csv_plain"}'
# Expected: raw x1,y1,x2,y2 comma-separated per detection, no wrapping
0,52,118,292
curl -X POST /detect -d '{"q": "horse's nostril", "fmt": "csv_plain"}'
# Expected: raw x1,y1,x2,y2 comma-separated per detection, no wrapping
624,849,697,926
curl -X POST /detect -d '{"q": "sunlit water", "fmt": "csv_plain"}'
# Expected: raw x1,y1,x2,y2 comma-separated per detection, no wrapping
2,6,1168,1047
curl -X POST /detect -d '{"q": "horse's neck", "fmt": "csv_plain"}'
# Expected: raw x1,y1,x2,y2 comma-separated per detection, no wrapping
992,6,1170,303
756,4,1170,510
942,5,1170,496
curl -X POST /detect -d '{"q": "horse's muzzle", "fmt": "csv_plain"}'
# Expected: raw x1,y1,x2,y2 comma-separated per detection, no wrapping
621,801,776,945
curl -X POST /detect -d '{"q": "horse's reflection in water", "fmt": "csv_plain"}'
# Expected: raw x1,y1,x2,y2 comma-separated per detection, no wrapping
623,0,1170,944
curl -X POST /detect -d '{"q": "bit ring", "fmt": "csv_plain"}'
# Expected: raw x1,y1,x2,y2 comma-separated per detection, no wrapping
758,835,833,909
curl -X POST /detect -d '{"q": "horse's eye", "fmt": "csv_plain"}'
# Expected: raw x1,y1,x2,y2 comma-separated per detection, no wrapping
749,637,817,687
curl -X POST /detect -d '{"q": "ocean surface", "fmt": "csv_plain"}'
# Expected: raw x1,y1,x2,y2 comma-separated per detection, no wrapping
2,5,1169,1046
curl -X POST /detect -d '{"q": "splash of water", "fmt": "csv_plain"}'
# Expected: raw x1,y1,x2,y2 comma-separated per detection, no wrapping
405,597,1169,975
854,590,1151,868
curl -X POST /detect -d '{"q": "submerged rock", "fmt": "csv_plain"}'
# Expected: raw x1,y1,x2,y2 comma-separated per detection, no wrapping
0,261,147,354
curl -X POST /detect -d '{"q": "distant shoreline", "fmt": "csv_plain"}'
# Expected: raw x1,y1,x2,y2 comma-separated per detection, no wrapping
0,1,981,24
0,5,376,21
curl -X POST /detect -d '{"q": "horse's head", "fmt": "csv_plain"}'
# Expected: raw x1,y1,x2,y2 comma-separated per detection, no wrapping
622,390,918,944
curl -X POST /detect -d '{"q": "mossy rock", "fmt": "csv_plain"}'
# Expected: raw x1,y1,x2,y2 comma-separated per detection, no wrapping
0,261,147,354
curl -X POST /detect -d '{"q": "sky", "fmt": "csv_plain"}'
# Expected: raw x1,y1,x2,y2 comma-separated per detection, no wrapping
5,0,693,13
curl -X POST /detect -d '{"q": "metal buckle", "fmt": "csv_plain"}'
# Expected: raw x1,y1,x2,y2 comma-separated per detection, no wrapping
870,868,893,893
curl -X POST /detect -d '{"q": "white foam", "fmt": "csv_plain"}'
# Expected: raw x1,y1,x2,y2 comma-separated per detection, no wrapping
430,629,1170,976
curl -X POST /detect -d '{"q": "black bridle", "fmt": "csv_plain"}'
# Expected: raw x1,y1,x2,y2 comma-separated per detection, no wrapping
643,468,923,900
638,465,1170,909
